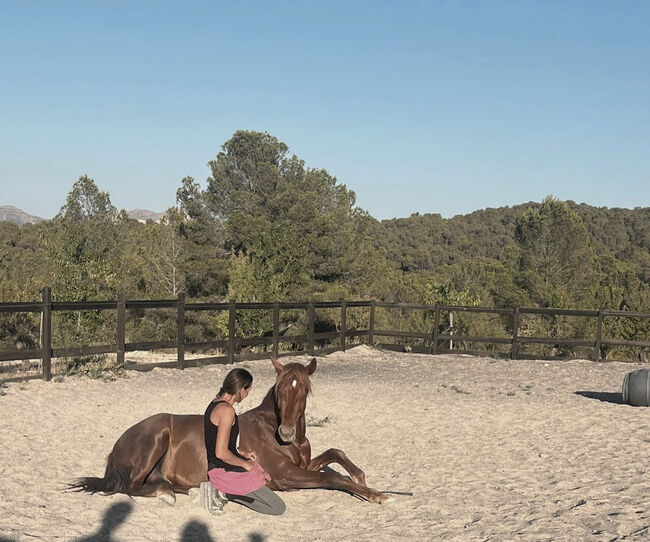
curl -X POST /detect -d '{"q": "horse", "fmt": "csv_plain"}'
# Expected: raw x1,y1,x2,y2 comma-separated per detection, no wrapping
70,356,391,504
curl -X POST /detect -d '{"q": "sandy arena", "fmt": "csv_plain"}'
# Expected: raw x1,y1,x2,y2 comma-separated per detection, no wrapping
1,345,649,541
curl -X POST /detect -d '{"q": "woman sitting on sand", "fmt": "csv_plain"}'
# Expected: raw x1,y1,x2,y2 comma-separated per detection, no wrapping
199,368,286,516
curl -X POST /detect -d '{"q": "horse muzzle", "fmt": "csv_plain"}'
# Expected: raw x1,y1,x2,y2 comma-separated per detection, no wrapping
277,425,296,444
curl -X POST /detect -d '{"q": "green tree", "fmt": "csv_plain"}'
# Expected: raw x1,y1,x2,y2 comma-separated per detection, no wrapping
205,131,288,222
40,176,128,352
176,176,229,298
204,131,361,303
141,209,185,297
43,175,125,300
515,196,600,307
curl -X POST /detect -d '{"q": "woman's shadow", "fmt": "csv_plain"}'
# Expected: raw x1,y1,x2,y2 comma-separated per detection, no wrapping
75,501,133,541
69,501,267,542
180,522,266,542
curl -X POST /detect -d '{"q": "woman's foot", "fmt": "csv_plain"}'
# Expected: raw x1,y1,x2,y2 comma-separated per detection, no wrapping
199,482,227,515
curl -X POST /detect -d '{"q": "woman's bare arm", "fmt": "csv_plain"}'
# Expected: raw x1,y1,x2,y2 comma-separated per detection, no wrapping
212,404,252,471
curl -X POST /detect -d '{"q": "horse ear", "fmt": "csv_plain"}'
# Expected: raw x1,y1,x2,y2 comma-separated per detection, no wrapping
306,357,317,375
271,356,284,374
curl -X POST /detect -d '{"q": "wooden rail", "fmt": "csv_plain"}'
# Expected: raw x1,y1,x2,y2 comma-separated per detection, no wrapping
0,289,648,381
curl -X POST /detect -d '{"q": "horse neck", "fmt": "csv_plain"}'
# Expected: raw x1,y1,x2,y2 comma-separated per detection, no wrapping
258,386,277,414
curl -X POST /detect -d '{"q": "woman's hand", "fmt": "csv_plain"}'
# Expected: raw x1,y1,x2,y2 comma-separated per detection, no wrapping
240,449,258,462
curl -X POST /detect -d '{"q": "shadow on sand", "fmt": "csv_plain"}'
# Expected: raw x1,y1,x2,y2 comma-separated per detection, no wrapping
179,522,266,541
68,500,266,542
575,390,625,405
74,501,133,541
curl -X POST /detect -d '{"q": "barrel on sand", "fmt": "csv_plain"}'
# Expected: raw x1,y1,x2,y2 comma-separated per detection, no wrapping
622,369,650,406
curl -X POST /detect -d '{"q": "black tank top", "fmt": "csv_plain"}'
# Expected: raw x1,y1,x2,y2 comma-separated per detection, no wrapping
204,399,246,472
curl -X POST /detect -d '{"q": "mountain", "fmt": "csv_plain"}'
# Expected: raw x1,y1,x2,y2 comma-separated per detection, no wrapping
0,206,165,225
126,209,165,223
0,206,45,225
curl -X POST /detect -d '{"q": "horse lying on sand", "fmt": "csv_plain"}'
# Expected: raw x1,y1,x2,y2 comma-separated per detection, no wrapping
70,356,391,504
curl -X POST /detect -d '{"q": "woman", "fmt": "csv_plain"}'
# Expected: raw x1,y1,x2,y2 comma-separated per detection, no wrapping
200,367,286,516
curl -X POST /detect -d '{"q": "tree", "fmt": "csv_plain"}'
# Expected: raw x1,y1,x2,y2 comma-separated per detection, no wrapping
40,176,129,353
515,196,600,307
141,209,185,297
203,131,361,303
43,176,126,301
57,175,118,222
176,176,229,298
205,131,287,221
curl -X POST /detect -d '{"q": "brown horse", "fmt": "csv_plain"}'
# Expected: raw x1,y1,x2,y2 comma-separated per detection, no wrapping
70,356,391,504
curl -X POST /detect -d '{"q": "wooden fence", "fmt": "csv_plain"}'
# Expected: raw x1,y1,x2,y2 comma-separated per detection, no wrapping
1,288,649,382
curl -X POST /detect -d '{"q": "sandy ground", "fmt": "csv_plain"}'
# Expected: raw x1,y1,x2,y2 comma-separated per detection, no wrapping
1,345,650,541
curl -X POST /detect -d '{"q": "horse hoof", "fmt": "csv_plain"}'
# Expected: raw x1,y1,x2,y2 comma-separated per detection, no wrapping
158,493,176,506
369,491,393,504
188,487,200,504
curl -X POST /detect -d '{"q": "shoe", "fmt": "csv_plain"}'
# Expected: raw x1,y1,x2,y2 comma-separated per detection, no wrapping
199,482,226,515
212,489,228,513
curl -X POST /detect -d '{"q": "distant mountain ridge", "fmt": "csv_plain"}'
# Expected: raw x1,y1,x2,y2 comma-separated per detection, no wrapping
126,209,165,223
0,206,45,225
0,206,164,225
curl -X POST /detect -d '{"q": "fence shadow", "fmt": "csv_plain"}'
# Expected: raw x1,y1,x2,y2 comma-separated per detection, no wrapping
74,501,132,541
575,391,625,405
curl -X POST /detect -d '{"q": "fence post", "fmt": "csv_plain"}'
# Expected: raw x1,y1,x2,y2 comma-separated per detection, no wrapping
41,287,52,382
511,308,520,360
228,301,236,364
308,303,315,355
116,293,126,366
368,300,376,346
177,292,185,370
340,300,347,352
594,309,603,362
432,305,440,354
272,303,279,358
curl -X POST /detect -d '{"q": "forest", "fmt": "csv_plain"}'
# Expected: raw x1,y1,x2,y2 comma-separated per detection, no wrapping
1,131,648,365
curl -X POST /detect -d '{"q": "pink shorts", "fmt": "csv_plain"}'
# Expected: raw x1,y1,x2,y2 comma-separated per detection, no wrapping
208,462,271,496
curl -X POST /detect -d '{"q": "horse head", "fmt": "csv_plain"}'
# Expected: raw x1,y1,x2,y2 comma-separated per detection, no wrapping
271,356,316,444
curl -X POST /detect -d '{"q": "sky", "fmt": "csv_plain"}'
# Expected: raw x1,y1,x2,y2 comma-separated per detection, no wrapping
1,1,649,220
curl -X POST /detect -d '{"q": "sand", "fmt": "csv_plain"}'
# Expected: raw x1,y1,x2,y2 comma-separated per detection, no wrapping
1,346,649,541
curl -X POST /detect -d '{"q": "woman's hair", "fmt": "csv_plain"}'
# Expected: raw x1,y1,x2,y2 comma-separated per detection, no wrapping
217,368,253,397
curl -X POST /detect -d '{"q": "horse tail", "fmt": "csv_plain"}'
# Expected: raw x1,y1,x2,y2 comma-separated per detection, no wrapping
68,452,132,495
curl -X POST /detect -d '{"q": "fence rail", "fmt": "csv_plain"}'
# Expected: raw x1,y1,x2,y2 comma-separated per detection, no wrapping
1,288,649,382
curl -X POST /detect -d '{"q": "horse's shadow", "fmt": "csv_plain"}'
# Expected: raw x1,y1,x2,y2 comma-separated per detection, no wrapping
575,391,625,405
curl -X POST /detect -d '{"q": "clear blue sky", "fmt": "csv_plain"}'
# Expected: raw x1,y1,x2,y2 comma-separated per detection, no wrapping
1,1,648,220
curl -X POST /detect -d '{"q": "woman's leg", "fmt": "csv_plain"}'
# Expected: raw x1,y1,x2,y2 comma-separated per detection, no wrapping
226,486,286,516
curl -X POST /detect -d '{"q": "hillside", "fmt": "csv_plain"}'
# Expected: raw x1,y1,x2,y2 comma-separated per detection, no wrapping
0,206,45,225
0,206,164,225
373,202,650,283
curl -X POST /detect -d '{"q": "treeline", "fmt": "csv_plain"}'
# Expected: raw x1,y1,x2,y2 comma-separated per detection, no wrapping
1,131,648,361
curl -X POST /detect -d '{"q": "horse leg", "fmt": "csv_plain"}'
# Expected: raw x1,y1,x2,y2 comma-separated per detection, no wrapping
307,449,366,486
132,470,176,505
271,463,391,504
112,416,176,505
